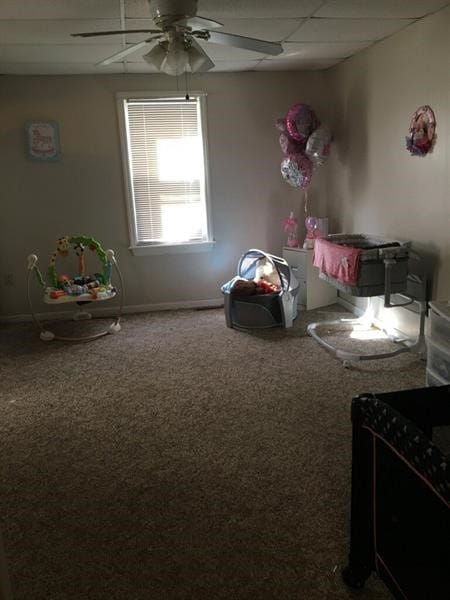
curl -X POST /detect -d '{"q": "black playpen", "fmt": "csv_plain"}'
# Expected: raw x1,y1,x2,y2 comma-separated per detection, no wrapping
343,386,450,599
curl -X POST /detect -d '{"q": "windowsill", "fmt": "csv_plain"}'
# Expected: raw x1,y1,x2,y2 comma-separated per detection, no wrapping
129,241,216,256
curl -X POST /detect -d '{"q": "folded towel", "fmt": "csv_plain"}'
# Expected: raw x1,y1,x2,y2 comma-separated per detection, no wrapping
313,238,362,286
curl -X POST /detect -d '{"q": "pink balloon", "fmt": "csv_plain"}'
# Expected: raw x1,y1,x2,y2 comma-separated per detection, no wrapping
280,153,313,189
286,104,320,144
279,133,303,155
305,216,318,233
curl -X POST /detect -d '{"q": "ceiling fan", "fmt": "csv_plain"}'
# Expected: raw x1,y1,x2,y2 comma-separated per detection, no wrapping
71,0,283,76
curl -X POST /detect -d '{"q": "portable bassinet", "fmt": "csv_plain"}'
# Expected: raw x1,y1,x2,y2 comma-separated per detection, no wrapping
307,234,428,365
316,234,411,296
222,249,299,329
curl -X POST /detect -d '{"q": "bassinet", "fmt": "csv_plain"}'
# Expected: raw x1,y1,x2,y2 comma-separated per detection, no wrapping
315,234,411,297
307,234,427,365
221,249,299,329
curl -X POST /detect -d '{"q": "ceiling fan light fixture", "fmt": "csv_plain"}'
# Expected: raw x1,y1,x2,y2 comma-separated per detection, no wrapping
164,38,190,76
187,44,214,73
143,36,213,76
143,43,168,70
144,38,190,76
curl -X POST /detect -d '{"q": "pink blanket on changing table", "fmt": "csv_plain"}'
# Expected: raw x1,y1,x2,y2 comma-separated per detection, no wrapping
313,238,362,286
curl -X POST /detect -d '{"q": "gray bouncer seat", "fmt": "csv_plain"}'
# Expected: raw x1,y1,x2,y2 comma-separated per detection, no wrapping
221,249,299,329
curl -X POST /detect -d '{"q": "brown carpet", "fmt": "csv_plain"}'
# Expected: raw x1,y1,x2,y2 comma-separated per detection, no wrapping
0,305,426,599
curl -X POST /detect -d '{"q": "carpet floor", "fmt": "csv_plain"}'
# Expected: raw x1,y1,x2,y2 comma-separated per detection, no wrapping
0,305,427,599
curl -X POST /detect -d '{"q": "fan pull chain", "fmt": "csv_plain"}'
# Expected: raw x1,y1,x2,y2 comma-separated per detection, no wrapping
184,71,190,101
304,189,309,215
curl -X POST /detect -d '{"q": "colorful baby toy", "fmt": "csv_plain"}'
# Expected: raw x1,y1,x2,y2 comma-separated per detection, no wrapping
27,235,124,342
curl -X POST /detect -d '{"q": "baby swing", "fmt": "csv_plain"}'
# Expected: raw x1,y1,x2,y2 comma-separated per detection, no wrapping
27,235,124,342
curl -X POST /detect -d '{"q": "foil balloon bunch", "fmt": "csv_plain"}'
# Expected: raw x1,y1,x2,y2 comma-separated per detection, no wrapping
405,105,436,156
276,103,332,189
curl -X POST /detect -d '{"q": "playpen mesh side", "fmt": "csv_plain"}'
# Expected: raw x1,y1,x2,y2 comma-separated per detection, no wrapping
230,294,282,329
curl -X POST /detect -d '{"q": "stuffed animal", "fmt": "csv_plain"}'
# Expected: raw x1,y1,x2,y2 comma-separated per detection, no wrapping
254,258,281,288
230,278,257,296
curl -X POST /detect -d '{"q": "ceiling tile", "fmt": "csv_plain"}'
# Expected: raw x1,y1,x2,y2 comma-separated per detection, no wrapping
125,17,303,42
197,0,326,19
0,44,124,63
125,19,168,43
0,1,120,20
0,62,123,74
211,18,304,41
122,56,260,72
288,17,414,42
210,59,260,71
125,0,152,19
272,41,371,60
0,20,122,44
0,0,435,75
126,0,324,20
194,39,267,60
123,62,161,72
315,0,450,19
255,57,342,70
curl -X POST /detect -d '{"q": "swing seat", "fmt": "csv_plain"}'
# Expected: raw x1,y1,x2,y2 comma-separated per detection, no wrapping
43,289,116,304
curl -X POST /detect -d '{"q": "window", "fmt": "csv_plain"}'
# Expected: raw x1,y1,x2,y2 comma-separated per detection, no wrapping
117,92,213,254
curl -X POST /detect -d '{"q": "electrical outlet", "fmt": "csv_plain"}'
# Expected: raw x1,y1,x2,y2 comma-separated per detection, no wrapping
4,273,14,286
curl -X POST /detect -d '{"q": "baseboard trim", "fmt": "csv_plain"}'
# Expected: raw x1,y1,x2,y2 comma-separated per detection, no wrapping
0,298,224,324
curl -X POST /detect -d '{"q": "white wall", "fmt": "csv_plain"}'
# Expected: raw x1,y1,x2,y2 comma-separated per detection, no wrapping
4,4,447,320
0,71,329,317
324,5,450,301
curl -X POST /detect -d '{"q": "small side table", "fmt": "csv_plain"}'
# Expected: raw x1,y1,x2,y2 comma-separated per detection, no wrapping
283,246,337,310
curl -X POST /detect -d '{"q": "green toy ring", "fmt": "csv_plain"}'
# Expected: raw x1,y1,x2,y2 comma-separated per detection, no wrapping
47,235,110,289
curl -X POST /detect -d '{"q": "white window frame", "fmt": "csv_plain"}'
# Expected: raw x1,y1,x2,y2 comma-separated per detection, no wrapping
116,91,214,256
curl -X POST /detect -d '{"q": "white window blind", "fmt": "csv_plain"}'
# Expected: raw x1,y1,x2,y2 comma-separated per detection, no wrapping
123,95,210,246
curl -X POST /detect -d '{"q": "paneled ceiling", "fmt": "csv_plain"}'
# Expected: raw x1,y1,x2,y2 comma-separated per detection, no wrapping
0,0,448,75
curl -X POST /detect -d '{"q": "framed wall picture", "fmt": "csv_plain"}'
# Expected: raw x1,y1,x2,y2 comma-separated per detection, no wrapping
26,121,61,161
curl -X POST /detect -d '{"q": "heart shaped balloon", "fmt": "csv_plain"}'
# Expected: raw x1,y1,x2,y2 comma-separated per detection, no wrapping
280,153,313,189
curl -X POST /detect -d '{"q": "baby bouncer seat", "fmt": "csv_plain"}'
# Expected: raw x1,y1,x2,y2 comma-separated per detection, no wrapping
27,235,124,342
221,249,299,329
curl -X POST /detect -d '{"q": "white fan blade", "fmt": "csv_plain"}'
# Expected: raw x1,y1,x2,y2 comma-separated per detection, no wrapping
203,31,283,56
72,29,161,38
174,15,223,29
97,38,160,66
189,38,215,72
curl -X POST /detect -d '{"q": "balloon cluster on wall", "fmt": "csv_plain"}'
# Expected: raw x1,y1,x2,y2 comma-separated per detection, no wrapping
405,105,436,156
276,104,331,189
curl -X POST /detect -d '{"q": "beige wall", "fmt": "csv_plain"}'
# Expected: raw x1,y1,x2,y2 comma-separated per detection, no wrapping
325,5,450,300
0,71,329,317
3,5,448,319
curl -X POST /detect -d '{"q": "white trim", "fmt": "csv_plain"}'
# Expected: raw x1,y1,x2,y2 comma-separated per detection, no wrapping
0,298,224,324
116,95,139,245
116,91,207,101
198,93,214,245
130,240,215,255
